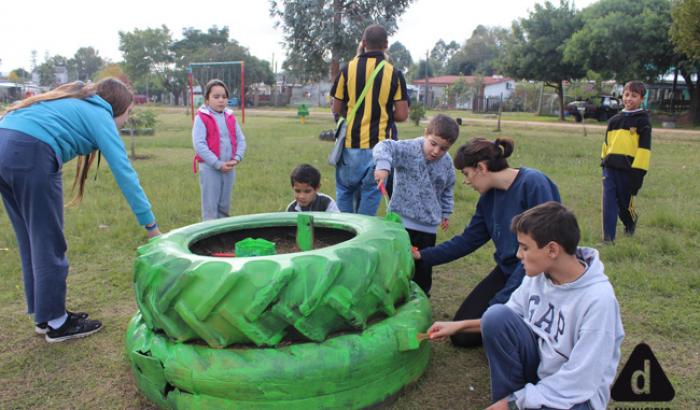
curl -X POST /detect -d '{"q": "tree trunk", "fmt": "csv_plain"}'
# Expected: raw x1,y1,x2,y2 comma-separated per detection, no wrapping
557,80,565,121
681,70,700,126
329,0,342,82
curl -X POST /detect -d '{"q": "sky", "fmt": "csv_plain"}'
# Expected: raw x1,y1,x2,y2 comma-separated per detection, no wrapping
0,0,599,75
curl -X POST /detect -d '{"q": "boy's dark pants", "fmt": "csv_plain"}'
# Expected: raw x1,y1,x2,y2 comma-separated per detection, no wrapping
0,129,68,324
481,304,591,409
602,167,637,241
407,228,436,295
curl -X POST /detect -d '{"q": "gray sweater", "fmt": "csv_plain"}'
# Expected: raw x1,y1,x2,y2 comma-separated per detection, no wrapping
373,137,455,233
506,247,624,410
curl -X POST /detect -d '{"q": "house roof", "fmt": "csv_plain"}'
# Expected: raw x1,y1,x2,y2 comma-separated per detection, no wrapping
413,75,513,86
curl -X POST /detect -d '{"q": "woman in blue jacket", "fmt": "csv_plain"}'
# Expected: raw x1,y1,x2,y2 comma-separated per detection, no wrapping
0,78,160,343
413,137,561,348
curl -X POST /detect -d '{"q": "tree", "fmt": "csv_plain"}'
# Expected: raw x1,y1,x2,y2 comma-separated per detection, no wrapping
35,54,71,87
171,27,275,104
8,68,31,83
119,25,173,97
564,0,674,82
388,41,413,72
446,26,507,76
430,39,460,75
670,0,700,124
94,63,130,84
500,0,585,120
72,47,105,82
670,0,700,59
270,0,414,81
412,59,435,80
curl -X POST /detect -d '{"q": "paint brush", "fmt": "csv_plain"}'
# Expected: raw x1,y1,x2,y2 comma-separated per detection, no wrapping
377,180,390,210
416,332,431,341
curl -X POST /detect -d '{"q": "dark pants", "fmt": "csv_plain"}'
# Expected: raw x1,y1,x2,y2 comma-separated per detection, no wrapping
0,129,68,323
407,228,436,294
451,266,507,347
482,305,592,409
602,167,637,241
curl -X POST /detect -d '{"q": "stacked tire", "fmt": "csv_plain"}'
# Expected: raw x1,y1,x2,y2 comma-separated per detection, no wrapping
126,212,432,409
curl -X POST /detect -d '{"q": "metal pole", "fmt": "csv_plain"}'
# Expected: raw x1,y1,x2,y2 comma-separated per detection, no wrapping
241,61,245,124
187,67,195,122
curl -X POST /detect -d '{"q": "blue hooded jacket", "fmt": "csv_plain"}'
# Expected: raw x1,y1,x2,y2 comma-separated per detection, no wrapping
0,95,154,225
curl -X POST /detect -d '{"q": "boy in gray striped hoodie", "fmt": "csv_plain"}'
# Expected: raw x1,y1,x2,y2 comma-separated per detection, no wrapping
373,114,459,294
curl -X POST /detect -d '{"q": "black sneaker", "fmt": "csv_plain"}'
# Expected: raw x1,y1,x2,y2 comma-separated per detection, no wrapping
45,315,102,343
35,310,89,335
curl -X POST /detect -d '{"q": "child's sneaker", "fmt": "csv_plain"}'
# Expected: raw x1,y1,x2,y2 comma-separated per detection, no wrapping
35,310,89,335
45,315,102,343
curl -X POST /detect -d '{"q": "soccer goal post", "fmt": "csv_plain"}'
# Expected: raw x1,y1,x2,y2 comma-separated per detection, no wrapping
188,61,246,124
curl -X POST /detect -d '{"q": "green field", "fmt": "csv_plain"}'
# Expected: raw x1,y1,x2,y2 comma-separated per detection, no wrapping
1,106,698,409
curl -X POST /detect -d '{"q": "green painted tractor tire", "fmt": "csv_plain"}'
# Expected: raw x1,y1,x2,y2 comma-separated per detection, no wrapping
126,283,431,410
134,212,413,348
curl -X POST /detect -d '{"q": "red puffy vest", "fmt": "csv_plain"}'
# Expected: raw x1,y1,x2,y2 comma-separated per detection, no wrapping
193,109,238,173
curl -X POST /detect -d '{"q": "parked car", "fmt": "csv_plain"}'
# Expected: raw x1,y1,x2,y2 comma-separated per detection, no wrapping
566,95,621,122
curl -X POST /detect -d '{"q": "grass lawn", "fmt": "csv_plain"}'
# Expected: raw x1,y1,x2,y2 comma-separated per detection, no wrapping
1,106,699,409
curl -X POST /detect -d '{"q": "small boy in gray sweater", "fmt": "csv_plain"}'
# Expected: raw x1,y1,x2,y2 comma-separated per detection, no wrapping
373,114,459,294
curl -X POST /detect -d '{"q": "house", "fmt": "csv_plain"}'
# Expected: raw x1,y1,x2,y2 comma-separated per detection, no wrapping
413,75,515,110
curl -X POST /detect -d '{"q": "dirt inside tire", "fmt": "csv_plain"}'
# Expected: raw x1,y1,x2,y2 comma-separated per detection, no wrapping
189,226,355,255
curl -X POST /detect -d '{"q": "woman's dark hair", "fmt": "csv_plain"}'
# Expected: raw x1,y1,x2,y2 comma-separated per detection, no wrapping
95,77,134,117
453,137,514,172
290,164,321,188
204,79,230,101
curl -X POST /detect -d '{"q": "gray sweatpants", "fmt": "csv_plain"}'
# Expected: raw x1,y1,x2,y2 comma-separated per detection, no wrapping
198,163,236,220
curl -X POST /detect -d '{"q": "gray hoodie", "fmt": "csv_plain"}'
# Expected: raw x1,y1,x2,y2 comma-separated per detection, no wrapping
505,247,624,410
373,137,455,233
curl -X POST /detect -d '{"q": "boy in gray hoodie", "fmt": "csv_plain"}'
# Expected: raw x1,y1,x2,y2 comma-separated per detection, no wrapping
373,114,459,294
428,202,624,410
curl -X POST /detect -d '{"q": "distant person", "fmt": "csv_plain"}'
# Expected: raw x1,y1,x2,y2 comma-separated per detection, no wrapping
287,164,340,212
373,114,459,294
601,80,651,242
428,202,624,410
413,137,561,347
0,78,160,342
330,24,408,215
193,79,247,221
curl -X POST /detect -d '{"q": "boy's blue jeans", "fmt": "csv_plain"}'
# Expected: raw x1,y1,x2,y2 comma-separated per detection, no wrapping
602,167,636,241
481,304,591,410
335,148,381,216
0,129,68,324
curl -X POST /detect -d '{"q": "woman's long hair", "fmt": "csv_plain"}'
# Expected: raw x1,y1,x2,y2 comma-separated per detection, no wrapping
8,78,133,206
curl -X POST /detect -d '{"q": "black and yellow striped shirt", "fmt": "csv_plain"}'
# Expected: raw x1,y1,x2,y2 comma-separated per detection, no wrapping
331,51,407,149
601,110,652,172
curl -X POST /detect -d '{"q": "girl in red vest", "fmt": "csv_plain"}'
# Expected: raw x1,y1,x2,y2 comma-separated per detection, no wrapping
192,79,247,220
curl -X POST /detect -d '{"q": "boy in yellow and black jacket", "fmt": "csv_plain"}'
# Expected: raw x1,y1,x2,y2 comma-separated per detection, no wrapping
601,81,651,242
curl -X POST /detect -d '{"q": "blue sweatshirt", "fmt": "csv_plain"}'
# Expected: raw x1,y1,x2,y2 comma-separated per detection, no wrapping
420,167,560,303
0,96,154,226
373,137,455,233
506,247,624,410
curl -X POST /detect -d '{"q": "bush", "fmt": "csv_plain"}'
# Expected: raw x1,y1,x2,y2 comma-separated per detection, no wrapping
129,108,157,130
409,103,426,126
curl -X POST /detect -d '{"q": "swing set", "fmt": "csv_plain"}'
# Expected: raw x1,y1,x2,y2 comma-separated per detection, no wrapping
187,61,246,124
